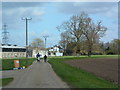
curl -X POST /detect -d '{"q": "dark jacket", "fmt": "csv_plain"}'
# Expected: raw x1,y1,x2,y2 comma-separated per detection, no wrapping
36,53,40,58
44,55,47,60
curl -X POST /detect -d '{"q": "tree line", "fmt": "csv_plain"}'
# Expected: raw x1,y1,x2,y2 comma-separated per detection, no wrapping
57,12,119,56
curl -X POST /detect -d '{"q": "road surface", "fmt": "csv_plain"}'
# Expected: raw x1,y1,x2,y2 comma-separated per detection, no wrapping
2,60,69,88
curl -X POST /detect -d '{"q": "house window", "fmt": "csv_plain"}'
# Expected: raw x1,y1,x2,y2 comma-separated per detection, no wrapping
53,52,56,55
48,52,51,55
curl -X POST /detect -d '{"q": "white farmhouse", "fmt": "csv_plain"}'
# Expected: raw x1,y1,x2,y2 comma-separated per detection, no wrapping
48,45,63,56
32,45,63,58
32,49,48,58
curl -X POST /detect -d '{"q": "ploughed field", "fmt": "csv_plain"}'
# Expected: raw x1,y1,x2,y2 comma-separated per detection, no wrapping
64,58,118,84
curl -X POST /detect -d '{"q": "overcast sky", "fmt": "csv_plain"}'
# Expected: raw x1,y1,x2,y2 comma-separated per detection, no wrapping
1,2,118,47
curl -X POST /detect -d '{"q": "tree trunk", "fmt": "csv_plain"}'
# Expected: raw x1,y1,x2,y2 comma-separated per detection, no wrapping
88,50,91,57
88,44,92,57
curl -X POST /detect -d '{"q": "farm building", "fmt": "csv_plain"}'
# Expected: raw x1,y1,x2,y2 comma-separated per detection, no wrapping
32,45,63,57
0,44,26,58
32,48,48,58
48,45,63,56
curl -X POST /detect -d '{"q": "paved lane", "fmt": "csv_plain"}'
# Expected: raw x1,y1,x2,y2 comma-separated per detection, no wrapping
2,61,69,88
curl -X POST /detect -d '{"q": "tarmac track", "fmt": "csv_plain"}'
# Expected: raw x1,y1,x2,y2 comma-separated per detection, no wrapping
2,60,69,88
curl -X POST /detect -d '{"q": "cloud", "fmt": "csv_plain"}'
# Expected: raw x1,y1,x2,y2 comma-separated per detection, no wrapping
2,2,45,30
2,2,43,9
57,2,117,18
3,6,45,20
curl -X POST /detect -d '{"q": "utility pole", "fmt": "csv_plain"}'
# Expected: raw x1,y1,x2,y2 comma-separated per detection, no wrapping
43,35,49,55
22,17,32,58
2,24,9,45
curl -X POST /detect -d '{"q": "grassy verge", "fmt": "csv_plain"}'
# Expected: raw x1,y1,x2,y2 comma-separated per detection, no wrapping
48,55,119,88
2,58,36,70
48,55,119,60
0,78,13,86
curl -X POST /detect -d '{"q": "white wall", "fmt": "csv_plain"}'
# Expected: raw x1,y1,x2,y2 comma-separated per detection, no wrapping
56,52,63,56
48,47,63,57
33,49,48,58
2,52,26,58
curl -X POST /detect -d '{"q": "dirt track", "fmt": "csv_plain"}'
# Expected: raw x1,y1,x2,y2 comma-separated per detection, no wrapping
64,58,118,83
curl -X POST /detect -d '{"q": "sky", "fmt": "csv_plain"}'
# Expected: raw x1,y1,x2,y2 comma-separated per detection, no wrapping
0,2,118,47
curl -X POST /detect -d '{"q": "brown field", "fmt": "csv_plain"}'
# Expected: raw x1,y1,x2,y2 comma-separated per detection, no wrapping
64,58,118,83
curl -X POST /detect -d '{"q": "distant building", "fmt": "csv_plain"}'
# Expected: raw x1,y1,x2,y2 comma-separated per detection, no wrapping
32,48,48,58
32,45,63,58
48,45,63,56
0,44,26,59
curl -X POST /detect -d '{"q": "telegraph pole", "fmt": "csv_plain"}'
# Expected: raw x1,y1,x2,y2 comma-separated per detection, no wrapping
43,35,49,55
22,17,32,58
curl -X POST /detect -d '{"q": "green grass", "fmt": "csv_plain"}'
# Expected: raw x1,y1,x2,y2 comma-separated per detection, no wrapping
0,78,13,86
48,55,119,60
91,55,119,58
1,58,36,70
48,55,119,88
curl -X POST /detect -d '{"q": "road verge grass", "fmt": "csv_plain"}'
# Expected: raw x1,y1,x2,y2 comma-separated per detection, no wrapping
48,55,119,88
2,58,36,70
0,78,13,86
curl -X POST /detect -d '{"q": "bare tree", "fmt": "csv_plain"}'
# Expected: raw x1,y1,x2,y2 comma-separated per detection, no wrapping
79,13,107,56
57,14,83,55
59,31,71,55
29,38,44,53
58,12,107,56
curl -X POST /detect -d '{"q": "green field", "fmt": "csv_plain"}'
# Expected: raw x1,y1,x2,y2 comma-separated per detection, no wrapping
1,55,119,88
1,58,36,70
0,78,13,86
48,55,119,88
